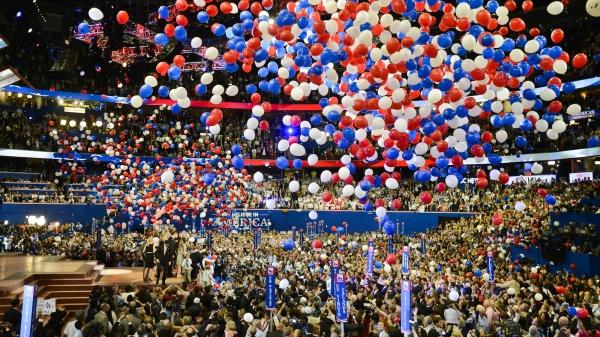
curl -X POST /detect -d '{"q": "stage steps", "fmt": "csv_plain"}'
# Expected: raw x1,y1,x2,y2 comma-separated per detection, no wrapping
0,260,101,321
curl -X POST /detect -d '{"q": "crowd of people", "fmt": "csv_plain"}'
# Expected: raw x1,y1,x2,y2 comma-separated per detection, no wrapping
1,186,599,336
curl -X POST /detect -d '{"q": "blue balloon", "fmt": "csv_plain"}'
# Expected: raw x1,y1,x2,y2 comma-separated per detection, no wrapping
168,66,182,80
436,156,449,168
203,173,215,185
545,194,556,205
567,307,577,316
562,82,576,94
383,220,395,235
588,136,600,148
246,84,257,94
473,269,482,277
171,103,181,114
292,159,303,169
158,6,169,19
78,22,91,34
154,33,169,46
139,85,153,98
515,136,528,148
488,154,502,166
276,157,289,170
231,144,242,156
282,239,295,251
197,11,209,23
387,148,400,160
158,85,169,98
232,155,245,170
374,261,382,269
195,84,207,95
174,26,187,41
359,180,372,191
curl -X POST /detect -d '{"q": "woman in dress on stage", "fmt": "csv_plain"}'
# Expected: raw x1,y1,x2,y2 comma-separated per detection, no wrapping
142,236,155,283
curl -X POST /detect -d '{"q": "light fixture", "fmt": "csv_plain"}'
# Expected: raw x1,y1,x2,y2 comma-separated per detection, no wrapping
595,161,600,165
95,120,103,127
60,119,67,126
548,161,556,165
58,99,64,105
16,11,22,18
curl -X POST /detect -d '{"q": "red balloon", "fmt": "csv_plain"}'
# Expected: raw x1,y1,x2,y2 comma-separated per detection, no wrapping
220,2,233,14
173,55,185,67
499,172,510,184
451,155,463,168
476,177,488,189
322,192,332,202
555,286,566,294
312,239,323,250
116,11,129,25
420,191,432,204
492,213,503,225
386,253,397,265
175,14,188,27
538,188,548,197
576,308,589,319
551,29,564,43
206,5,218,17
175,0,188,11
508,18,526,32
331,226,337,232
156,62,169,75
164,24,175,37
522,0,533,11
259,120,269,131
572,53,588,69
391,199,402,210
436,182,446,193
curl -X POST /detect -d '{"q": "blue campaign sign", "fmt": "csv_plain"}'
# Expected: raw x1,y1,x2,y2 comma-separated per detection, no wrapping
331,259,340,295
387,235,394,254
292,226,296,242
253,229,261,250
487,251,495,282
401,246,410,274
206,231,212,251
20,285,37,337
334,273,348,322
421,235,426,255
366,240,374,276
265,266,277,310
299,229,304,245
401,280,411,333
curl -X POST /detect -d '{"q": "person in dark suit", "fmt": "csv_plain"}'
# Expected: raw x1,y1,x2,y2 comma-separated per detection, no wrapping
190,247,201,282
166,234,177,277
3,299,20,334
155,238,171,285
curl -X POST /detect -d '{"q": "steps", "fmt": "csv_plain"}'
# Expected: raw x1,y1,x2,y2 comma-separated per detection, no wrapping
0,260,100,321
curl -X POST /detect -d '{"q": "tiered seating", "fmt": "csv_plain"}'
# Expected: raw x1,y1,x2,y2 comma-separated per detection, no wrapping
2,181,58,195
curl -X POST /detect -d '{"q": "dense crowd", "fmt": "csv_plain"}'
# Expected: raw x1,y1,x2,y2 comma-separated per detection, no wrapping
1,195,599,337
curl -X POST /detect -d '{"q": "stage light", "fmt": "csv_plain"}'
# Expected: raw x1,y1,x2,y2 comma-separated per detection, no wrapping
16,11,22,18
69,120,76,127
27,28,33,33
548,161,556,166
58,99,64,105
95,120,103,127
286,127,294,135
60,119,67,126
27,215,37,225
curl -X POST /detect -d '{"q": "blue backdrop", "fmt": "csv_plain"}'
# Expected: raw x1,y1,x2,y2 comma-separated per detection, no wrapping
509,244,600,276
0,203,473,234
550,212,600,233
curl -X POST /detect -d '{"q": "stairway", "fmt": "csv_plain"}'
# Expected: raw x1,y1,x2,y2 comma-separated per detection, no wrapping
0,260,103,321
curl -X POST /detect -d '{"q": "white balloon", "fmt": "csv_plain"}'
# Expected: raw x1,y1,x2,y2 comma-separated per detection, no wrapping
496,130,508,143
445,175,458,188
130,95,143,108
341,155,351,165
253,172,264,183
489,169,500,181
225,85,239,96
291,87,304,101
205,47,219,60
208,125,221,135
552,120,567,133
160,170,175,184
535,119,549,132
342,184,354,197
415,142,429,155
428,89,443,103
308,154,318,166
277,140,290,152
243,313,254,323
586,0,600,17
531,163,543,175
320,170,332,183
534,293,543,301
88,7,104,21
449,290,459,302
279,279,289,289
515,201,526,212
191,37,203,48
243,128,256,140
553,60,568,74
309,211,318,220
547,1,564,15
385,178,399,189
200,73,213,85
338,167,350,180
308,182,320,194
375,206,387,218
290,143,306,157
566,104,582,116
144,76,158,87
209,95,222,105
546,129,559,140
289,180,300,193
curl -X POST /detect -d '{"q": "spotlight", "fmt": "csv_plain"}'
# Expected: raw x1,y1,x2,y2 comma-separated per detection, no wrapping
27,28,33,33
16,11,22,18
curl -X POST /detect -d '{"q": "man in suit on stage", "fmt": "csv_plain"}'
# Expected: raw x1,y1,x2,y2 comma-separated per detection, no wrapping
155,235,172,285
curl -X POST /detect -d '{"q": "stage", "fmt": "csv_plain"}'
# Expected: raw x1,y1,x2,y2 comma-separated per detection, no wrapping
0,254,182,319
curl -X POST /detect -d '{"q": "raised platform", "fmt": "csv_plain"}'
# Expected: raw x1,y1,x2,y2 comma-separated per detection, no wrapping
0,255,182,320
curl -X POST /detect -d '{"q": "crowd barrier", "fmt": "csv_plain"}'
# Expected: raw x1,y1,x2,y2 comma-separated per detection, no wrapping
509,244,600,276
0,203,473,234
